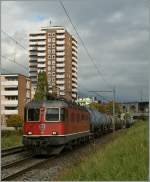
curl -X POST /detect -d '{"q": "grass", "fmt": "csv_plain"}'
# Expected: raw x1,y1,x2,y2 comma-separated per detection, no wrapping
58,120,149,181
1,130,23,149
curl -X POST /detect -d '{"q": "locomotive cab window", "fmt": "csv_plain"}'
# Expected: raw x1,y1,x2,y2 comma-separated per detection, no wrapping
27,109,40,121
46,108,59,121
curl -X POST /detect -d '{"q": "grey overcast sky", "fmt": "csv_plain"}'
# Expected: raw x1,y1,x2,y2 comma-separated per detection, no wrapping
1,0,149,102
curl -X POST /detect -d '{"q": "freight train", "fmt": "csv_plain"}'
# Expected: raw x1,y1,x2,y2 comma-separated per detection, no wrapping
23,99,133,155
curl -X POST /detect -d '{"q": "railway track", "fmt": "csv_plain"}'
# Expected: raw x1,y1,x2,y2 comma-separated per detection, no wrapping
1,155,54,181
1,146,25,157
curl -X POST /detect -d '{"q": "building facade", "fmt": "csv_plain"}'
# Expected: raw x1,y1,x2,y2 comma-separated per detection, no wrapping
29,26,78,101
0,74,31,126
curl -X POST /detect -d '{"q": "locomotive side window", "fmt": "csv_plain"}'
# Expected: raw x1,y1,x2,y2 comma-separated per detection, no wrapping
46,108,59,121
28,109,40,121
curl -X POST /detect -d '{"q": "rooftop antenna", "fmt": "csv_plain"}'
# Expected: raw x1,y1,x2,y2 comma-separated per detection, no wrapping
49,20,52,26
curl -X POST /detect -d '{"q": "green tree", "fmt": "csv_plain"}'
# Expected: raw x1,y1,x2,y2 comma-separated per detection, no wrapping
34,71,49,100
105,101,121,115
6,115,22,130
89,102,106,113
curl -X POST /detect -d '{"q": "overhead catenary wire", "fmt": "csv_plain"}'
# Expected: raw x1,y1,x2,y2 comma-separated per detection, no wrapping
1,55,28,71
59,0,112,89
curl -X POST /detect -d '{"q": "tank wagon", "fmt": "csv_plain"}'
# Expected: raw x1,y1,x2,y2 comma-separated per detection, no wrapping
23,99,133,155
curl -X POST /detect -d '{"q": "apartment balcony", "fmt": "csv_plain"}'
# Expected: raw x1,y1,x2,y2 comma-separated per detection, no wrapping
29,35,46,40
1,91,18,96
72,93,77,98
56,75,65,79
57,69,65,73
56,34,65,39
4,110,18,115
72,61,77,67
3,100,18,106
30,67,37,71
60,92,65,96
1,81,18,87
72,72,77,77
72,88,77,92
59,86,65,91
72,66,77,72
56,52,65,56
56,63,65,68
72,45,78,52
29,47,38,51
72,83,77,88
30,41,46,46
56,29,65,33
72,40,77,47
38,47,46,51
56,46,65,51
72,56,77,62
56,57,64,62
30,72,37,77
37,64,46,68
29,62,37,67
37,58,46,63
56,40,65,45
30,52,37,56
72,51,77,57
72,77,77,83
56,80,65,84
37,52,46,57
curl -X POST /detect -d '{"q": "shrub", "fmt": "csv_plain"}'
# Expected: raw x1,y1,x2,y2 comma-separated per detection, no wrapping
6,115,23,130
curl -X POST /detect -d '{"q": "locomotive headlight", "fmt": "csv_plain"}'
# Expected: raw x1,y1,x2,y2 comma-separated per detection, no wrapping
52,131,57,135
28,131,32,135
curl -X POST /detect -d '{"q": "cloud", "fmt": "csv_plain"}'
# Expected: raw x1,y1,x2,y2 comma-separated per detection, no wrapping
1,0,149,101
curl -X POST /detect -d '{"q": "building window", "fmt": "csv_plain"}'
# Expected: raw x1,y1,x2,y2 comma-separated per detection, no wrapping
52,44,55,48
52,33,55,37
52,72,55,76
52,49,55,54
52,55,55,59
52,66,55,70
48,44,51,48
48,38,51,42
48,50,51,54
48,33,52,37
52,38,55,42
48,55,51,59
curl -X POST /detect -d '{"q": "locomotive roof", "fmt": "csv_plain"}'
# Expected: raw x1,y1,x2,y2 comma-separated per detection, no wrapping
25,99,88,111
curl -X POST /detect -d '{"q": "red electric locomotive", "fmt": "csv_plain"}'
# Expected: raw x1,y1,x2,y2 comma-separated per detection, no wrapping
23,99,90,155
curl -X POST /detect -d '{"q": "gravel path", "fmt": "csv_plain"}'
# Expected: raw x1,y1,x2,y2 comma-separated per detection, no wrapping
12,130,124,181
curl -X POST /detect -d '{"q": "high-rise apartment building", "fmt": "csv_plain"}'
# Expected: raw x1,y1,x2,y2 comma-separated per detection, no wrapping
0,74,31,126
29,26,77,101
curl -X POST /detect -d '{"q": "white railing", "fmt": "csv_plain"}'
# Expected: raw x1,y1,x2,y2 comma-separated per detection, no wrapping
29,63,37,67
72,45,78,52
30,41,46,46
56,34,65,39
56,57,64,62
56,75,65,79
56,80,65,84
72,51,77,57
3,100,18,106
29,35,46,40
72,40,77,47
56,40,65,45
72,83,77,87
60,92,65,96
72,72,77,77
72,67,77,72
4,110,18,115
72,88,77,92
56,63,65,68
38,47,46,51
1,91,18,96
56,29,65,33
56,52,65,56
37,58,46,63
30,67,37,71
72,56,77,62
57,69,65,73
59,86,65,91
1,81,18,86
37,64,46,68
56,46,65,51
72,61,77,67
29,47,38,51
72,93,77,98
72,77,77,82
37,52,46,57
